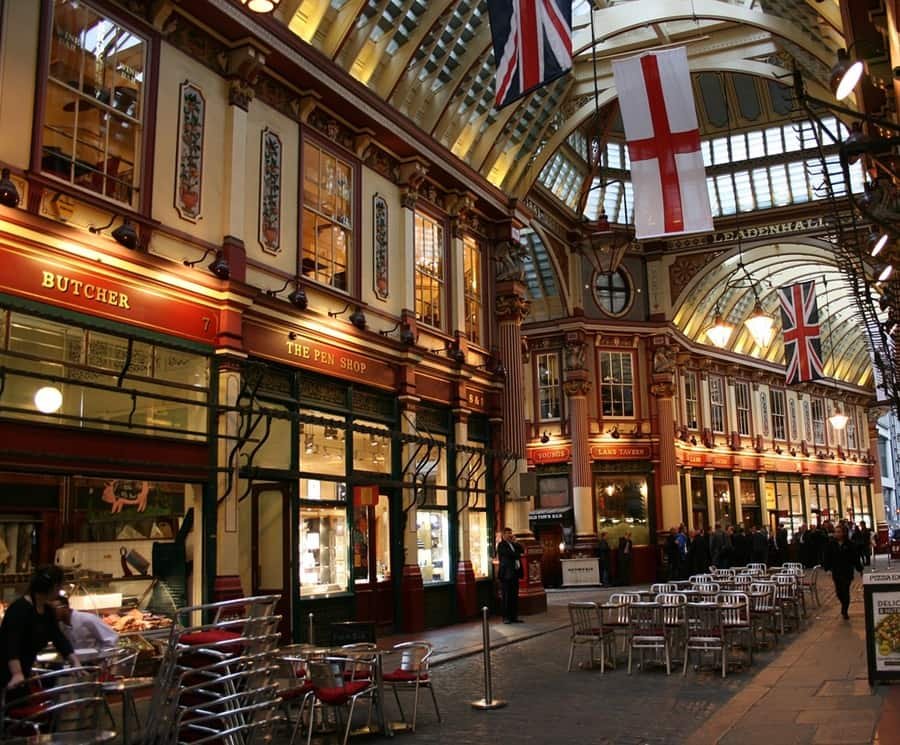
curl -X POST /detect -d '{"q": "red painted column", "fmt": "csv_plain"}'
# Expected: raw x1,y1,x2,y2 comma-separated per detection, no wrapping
564,337,596,555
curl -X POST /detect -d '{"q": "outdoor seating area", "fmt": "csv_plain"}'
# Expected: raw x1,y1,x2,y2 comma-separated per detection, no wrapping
0,595,442,745
566,564,820,678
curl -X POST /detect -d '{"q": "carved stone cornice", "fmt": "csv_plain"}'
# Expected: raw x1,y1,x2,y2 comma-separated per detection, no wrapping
651,382,676,398
225,44,266,111
447,192,476,239
228,78,255,110
493,239,529,283
564,378,592,397
495,290,530,323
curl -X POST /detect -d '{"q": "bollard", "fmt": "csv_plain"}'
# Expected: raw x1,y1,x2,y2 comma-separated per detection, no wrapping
308,612,315,645
471,606,506,709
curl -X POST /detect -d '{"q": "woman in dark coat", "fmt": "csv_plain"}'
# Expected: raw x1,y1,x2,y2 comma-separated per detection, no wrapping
824,522,863,619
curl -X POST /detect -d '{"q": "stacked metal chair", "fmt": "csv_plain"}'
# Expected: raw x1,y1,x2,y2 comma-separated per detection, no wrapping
141,594,284,745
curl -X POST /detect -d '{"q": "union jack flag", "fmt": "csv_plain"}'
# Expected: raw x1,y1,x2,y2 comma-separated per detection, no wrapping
487,0,573,109
778,280,824,385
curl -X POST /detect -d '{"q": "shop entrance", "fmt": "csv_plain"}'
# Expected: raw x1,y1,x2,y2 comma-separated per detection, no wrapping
251,483,292,640
534,524,563,588
352,487,393,631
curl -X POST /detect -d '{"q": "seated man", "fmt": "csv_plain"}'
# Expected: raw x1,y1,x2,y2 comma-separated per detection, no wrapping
55,595,119,651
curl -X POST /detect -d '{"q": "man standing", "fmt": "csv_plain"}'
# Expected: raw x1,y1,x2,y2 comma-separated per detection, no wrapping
710,524,725,569
618,532,633,586
497,527,524,624
598,532,611,586
55,595,119,650
859,521,873,567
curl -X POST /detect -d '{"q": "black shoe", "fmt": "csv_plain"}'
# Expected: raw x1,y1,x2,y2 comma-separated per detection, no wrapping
842,611,850,619
511,618,525,623
503,619,512,624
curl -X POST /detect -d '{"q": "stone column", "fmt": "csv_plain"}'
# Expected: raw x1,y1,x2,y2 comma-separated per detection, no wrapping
398,395,424,632
214,357,244,603
868,409,888,527
494,240,545,613
732,472,744,526
705,469,716,531
651,381,681,533
758,471,769,529
564,333,595,554
454,411,477,619
683,468,694,531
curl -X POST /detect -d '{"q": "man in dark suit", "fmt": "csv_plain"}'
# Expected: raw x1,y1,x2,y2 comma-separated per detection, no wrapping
497,527,524,623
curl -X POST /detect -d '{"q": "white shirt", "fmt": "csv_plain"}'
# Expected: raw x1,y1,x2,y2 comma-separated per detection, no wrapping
61,609,120,651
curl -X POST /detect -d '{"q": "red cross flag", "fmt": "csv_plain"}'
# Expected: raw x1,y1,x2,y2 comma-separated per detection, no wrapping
611,47,713,239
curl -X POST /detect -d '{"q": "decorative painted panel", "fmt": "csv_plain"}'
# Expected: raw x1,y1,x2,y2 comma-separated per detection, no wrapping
789,398,798,440
259,128,282,254
175,81,205,222
803,399,812,441
373,194,389,300
760,391,770,437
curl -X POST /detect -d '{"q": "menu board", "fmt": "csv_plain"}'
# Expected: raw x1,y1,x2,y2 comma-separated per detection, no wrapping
863,572,900,684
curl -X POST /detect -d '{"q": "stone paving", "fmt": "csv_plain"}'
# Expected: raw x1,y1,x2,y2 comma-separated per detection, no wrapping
273,578,876,745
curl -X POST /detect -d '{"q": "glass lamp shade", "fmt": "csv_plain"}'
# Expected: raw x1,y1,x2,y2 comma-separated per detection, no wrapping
241,0,279,11
831,49,864,101
828,411,849,431
745,303,774,348
34,386,63,414
879,264,894,283
705,315,734,348
872,232,889,257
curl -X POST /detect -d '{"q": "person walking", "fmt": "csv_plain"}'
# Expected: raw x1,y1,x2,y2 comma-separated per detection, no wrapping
598,532,611,586
710,524,725,570
860,521,873,567
497,527,524,623
751,526,769,566
617,532,633,586
824,522,863,619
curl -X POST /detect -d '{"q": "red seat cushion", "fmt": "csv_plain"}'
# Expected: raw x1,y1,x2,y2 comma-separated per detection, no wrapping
383,669,428,683
180,630,242,647
8,701,48,719
280,681,314,701
314,680,371,706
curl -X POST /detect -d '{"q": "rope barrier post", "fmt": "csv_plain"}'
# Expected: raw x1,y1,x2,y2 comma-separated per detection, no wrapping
471,606,506,710
308,612,315,645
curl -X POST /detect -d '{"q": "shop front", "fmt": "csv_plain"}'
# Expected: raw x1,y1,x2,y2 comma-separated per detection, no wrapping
0,227,219,622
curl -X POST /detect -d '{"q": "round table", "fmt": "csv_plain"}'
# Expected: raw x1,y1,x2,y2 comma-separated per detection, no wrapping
101,676,155,745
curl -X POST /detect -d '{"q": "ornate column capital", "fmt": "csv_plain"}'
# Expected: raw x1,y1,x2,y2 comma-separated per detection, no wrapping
564,332,588,373
564,378,593,398
447,192,476,239
651,382,676,398
495,287,530,323
225,43,266,111
399,160,428,209
493,239,528,283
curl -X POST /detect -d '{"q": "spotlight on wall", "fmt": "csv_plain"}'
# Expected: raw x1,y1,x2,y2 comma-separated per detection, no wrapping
240,0,280,12
329,303,367,330
879,264,894,283
111,218,138,249
831,48,864,101
871,231,889,257
540,431,550,444
34,386,63,414
0,168,20,208
184,247,230,279
609,425,620,439
266,278,308,310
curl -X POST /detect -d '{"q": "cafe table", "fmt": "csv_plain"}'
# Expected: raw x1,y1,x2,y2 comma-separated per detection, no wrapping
101,676,155,745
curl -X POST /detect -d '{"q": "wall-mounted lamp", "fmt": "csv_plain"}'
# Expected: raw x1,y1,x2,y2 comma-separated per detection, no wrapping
0,168,21,208
540,431,550,444
89,215,139,249
429,341,465,363
477,354,506,378
608,425,620,439
378,320,417,345
266,278,308,310
184,247,230,279
240,0,280,12
831,48,865,101
828,407,849,431
328,303,367,330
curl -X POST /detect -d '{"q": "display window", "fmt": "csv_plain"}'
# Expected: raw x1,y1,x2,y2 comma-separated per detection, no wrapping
299,412,346,477
766,477,804,536
740,479,761,529
713,477,734,528
594,474,649,545
0,309,209,440
416,510,449,583
463,459,489,579
299,502,348,597
352,422,391,474
352,491,390,585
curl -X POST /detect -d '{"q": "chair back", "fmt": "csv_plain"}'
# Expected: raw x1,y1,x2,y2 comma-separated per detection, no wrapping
746,562,767,572
392,641,432,673
783,562,804,571
712,568,736,579
694,582,721,602
748,582,776,611
690,574,713,584
568,602,601,637
773,573,799,600
657,594,686,626
100,647,138,679
716,592,750,626
650,583,677,594
686,603,721,639
606,594,638,625
733,574,752,589
2,674,106,735
308,660,346,690
629,604,663,637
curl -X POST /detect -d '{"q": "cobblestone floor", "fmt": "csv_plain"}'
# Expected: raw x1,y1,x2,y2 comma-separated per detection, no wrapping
276,594,829,745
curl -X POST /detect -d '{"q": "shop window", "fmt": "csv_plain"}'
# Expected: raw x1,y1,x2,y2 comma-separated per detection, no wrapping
299,500,348,597
713,477,733,528
593,269,631,316
709,376,725,433
683,371,698,429
42,1,146,206
691,475,708,530
414,212,445,329
463,235,483,346
416,437,449,583
73,477,185,542
538,475,569,508
811,398,826,445
735,381,752,435
879,436,890,478
468,510,489,578
599,351,634,418
766,479,803,537
740,479,760,529
352,422,391,474
808,480,839,527
0,309,208,441
352,491,390,585
770,389,786,440
302,141,352,291
536,352,562,421
594,475,649,545
299,412,346,477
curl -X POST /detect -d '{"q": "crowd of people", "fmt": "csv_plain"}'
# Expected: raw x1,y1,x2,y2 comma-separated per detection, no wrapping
662,519,874,580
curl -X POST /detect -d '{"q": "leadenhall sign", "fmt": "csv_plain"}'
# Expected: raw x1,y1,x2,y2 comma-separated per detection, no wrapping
668,215,828,249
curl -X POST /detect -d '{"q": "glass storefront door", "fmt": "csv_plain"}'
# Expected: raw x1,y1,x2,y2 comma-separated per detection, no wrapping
251,483,291,639
352,488,393,628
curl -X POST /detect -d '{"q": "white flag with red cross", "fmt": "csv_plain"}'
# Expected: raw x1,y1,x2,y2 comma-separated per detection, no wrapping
611,47,713,240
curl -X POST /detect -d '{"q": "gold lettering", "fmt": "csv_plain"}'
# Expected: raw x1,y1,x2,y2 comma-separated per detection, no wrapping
57,276,69,292
108,291,118,305
84,284,95,299
42,271,54,288
70,279,82,296
96,287,107,303
119,293,130,309
39,270,132,313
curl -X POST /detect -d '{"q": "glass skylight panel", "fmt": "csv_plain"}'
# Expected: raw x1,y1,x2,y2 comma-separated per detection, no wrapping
585,177,602,219
734,170,754,211
769,164,791,206
706,177,720,216
765,127,784,155
701,140,712,167
712,137,729,165
752,168,772,209
623,181,634,223
783,125,802,153
747,130,765,158
788,161,810,203
849,160,866,193
716,174,736,215
730,134,748,162
606,142,622,169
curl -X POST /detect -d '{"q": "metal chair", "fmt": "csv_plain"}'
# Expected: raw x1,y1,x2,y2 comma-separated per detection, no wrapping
801,565,821,608
650,583,677,595
746,562,767,572
566,602,616,673
627,604,671,675
783,562,804,571
717,592,753,667
683,603,726,678
773,573,803,631
1,668,107,738
657,593,688,660
690,574,714,584
732,574,752,591
749,581,780,645
305,657,377,745
382,641,441,732
694,582,721,602
605,593,640,655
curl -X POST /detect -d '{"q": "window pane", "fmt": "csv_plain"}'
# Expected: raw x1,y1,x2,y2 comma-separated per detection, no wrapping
770,164,791,206
595,476,649,545
414,212,444,328
300,413,347,476
788,162,810,203
716,174,736,215
468,511,489,578
299,504,349,596
734,170,754,211
752,168,772,209
417,509,449,583
352,422,391,474
463,235,483,345
765,127,784,155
